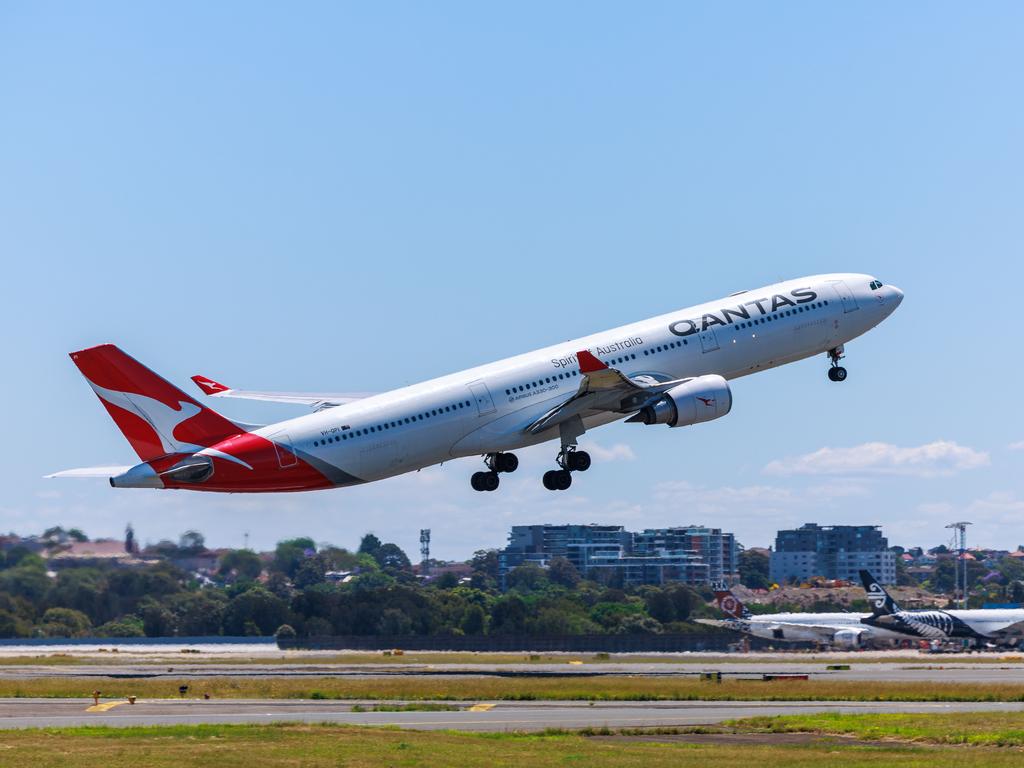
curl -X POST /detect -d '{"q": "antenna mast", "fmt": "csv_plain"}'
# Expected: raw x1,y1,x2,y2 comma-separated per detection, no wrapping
945,521,972,609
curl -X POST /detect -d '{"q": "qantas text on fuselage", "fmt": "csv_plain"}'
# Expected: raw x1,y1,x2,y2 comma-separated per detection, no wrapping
51,273,903,494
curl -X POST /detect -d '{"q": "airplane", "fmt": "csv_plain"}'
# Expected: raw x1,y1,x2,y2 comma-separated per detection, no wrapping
859,570,1024,647
50,273,903,494
695,582,908,648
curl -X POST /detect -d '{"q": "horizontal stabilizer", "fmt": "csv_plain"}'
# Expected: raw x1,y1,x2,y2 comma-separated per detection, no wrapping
192,375,375,411
46,466,132,479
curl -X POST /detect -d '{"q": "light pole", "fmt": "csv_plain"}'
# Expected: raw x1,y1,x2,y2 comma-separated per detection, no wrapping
946,522,972,609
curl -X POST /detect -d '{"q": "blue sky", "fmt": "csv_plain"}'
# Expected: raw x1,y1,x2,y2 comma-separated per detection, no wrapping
1,3,1021,559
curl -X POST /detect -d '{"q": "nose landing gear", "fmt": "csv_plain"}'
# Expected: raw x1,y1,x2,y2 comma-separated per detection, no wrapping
470,452,518,492
827,346,848,382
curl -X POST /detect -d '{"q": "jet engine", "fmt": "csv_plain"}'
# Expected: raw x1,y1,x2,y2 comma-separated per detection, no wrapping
831,628,864,649
626,375,732,428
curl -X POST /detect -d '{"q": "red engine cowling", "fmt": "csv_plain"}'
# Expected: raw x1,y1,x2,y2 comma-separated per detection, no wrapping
626,375,732,428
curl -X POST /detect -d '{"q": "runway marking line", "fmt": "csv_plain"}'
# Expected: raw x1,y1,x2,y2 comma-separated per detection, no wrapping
468,704,495,712
86,701,128,713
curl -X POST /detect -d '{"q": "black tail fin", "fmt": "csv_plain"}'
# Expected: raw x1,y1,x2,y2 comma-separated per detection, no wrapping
859,570,900,616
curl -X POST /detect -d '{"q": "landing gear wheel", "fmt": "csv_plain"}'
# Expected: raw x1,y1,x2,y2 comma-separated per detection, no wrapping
471,471,500,492
828,366,848,382
495,453,519,473
542,470,557,490
543,470,573,491
567,451,591,472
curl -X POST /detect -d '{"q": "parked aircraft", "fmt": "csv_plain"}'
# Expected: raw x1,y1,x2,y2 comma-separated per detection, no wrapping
696,583,907,648
859,570,1024,646
51,274,902,493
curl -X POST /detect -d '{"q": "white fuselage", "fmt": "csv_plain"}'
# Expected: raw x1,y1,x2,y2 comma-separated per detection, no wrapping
255,273,903,485
704,611,910,645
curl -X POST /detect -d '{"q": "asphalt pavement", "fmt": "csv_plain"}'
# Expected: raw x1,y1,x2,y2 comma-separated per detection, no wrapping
2,698,1023,731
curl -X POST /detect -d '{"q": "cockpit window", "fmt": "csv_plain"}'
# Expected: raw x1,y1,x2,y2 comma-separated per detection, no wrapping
869,280,883,290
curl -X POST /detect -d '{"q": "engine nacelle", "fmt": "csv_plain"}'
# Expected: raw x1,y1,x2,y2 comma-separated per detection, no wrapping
831,628,864,649
626,375,732,428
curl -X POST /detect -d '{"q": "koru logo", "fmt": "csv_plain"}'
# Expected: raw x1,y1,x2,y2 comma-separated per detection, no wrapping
866,583,887,608
720,595,739,616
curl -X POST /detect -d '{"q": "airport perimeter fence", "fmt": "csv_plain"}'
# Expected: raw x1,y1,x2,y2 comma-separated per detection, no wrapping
277,633,792,652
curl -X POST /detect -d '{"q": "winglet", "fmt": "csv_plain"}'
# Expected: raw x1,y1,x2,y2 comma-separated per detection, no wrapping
577,350,607,374
192,375,231,396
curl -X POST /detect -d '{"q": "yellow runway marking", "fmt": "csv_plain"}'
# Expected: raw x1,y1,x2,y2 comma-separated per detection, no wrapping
468,704,495,712
86,701,128,713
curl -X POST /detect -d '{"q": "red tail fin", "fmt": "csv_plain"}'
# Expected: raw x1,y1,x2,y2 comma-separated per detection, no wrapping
70,344,243,461
713,588,746,619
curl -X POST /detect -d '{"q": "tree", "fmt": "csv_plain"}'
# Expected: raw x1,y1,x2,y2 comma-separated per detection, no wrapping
489,595,528,634
40,607,93,637
0,609,33,638
358,534,382,555
67,528,88,542
1010,581,1024,605
219,549,263,582
138,597,175,636
460,603,486,635
0,557,49,602
94,615,145,637
470,549,499,580
376,608,412,635
373,543,411,571
223,587,290,636
643,589,676,624
168,592,226,635
738,550,771,590
178,530,205,556
507,563,548,592
274,538,316,578
617,614,663,634
548,557,581,588
434,572,459,589
319,546,360,571
293,555,327,589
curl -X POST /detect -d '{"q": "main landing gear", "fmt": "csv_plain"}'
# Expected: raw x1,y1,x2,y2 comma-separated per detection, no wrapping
470,452,518,492
827,346,848,382
542,447,590,491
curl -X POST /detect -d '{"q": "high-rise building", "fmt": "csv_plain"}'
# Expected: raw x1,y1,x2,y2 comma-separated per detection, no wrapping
497,523,738,589
769,523,896,585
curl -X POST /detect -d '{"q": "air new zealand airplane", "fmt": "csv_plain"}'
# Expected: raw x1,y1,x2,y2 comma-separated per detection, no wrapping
859,570,1024,646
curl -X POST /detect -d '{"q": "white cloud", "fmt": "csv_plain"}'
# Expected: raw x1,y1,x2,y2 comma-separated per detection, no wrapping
764,441,989,478
1009,441,1024,452
579,441,635,463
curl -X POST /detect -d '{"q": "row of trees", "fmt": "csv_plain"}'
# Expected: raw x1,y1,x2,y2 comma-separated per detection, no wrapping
0,532,716,638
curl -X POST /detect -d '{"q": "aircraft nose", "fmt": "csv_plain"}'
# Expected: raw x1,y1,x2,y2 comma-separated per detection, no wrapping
889,285,904,305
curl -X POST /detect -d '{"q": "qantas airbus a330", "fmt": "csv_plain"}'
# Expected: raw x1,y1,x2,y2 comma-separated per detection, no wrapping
51,274,902,493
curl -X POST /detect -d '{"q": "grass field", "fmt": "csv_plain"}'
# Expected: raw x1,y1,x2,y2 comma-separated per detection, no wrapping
734,711,1024,747
6,675,1024,702
2,651,1022,666
2,719,1024,768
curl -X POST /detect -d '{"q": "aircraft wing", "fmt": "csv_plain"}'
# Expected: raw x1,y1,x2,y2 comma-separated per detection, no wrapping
46,466,132,479
525,351,690,435
191,375,375,412
983,619,1024,640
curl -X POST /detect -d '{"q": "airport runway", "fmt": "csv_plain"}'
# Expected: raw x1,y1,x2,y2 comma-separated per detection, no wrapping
6,660,1024,683
2,698,1024,731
